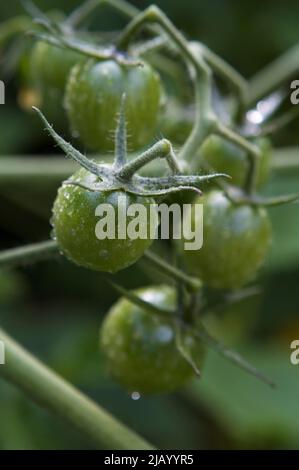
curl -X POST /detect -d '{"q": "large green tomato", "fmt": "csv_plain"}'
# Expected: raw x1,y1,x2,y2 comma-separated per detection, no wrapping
200,136,272,189
100,285,205,394
64,59,162,151
182,190,272,289
52,168,156,273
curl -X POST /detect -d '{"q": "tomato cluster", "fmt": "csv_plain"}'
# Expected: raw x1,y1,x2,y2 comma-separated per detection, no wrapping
17,1,287,396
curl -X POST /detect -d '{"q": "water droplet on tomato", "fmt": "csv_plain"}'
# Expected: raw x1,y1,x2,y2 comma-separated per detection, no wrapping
131,391,141,401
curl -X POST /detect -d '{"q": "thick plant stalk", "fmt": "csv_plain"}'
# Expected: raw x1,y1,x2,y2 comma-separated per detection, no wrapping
0,240,59,269
0,157,76,182
247,42,299,107
0,328,154,450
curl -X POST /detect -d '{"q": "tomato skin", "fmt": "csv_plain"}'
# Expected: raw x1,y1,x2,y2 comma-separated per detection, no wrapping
52,168,156,273
182,190,272,289
30,42,83,123
201,136,272,189
100,285,205,394
64,59,162,151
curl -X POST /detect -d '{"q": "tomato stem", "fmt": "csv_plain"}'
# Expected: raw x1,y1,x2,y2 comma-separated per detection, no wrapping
215,121,260,195
116,138,173,180
116,6,215,166
189,41,248,119
143,250,202,293
0,327,154,449
66,0,140,29
195,326,276,388
247,41,299,108
114,93,127,170
106,279,172,317
33,107,109,179
0,240,59,269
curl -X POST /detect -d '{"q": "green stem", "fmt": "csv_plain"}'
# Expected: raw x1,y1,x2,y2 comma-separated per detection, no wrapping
143,250,202,293
248,192,299,208
273,147,299,171
0,15,31,45
0,157,76,183
247,42,299,107
215,121,260,194
260,106,299,137
117,6,214,166
106,279,172,318
200,286,260,316
0,327,154,450
189,41,248,112
218,184,299,208
114,94,127,170
117,139,171,180
66,0,140,28
33,107,107,178
0,240,59,269
194,327,275,388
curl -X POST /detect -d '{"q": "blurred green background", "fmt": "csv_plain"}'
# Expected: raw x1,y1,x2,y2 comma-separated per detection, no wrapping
1,0,299,450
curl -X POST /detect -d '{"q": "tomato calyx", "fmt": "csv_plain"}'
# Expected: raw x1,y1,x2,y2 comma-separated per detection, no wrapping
220,181,299,208
34,97,227,198
26,3,143,67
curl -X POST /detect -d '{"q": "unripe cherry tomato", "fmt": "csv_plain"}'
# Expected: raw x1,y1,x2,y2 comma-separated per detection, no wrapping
182,190,272,289
52,168,156,273
30,41,83,124
64,59,162,152
100,285,205,394
201,136,272,189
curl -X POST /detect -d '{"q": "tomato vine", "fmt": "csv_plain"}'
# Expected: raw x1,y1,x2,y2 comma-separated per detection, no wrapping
0,0,298,449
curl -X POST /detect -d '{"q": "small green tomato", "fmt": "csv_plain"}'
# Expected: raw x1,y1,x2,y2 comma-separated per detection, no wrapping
64,59,162,151
30,41,83,124
182,190,272,289
52,168,156,273
201,136,272,189
100,285,205,394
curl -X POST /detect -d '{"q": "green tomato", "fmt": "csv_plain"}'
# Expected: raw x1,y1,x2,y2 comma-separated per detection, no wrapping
100,285,205,394
182,190,272,289
52,168,156,273
29,41,83,124
201,136,272,189
64,59,162,152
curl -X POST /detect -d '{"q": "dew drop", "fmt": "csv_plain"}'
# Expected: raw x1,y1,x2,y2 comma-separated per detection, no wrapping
131,391,141,401
50,229,56,241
